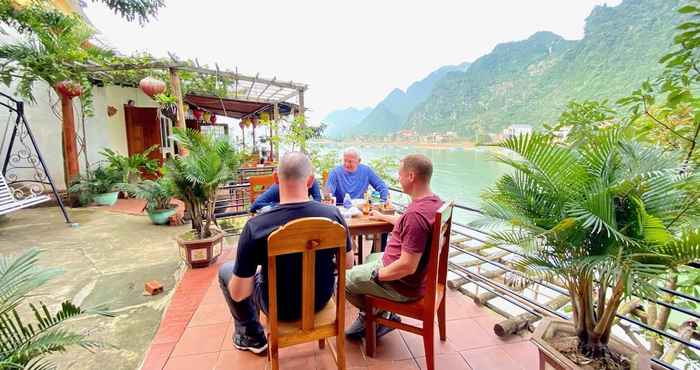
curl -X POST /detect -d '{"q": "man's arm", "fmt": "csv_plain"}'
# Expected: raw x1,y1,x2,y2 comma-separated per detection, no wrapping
250,185,279,213
368,210,400,225
377,250,421,281
228,224,257,302
367,168,389,202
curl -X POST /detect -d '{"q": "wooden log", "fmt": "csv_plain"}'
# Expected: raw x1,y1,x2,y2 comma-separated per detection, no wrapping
661,320,697,363
475,279,531,306
447,268,506,289
494,296,569,337
456,285,513,319
59,92,79,189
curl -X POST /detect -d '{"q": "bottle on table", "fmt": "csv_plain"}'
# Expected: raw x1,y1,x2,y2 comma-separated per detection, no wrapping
343,193,352,209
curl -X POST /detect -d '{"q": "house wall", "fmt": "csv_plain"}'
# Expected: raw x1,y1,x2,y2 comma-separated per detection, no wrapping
0,82,157,191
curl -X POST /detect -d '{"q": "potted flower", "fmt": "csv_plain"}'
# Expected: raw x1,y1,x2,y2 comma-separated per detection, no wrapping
164,128,242,267
69,166,125,206
475,132,700,369
129,178,176,225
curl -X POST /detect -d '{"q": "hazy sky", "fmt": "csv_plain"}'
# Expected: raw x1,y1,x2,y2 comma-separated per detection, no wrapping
83,0,622,123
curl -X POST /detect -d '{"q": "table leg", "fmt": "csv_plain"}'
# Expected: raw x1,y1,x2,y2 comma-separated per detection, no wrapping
371,233,379,253
357,235,364,265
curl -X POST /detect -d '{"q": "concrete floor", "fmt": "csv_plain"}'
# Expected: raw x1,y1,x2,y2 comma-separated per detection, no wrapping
0,205,220,370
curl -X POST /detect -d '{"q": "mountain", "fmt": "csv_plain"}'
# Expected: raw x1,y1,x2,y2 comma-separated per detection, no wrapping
322,107,373,138
344,62,471,137
406,0,684,135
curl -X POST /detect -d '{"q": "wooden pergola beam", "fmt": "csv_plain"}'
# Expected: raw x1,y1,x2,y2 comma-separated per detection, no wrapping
247,73,259,100
257,77,275,99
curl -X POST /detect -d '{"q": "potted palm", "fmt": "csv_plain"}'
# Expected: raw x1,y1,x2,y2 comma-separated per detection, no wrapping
69,166,125,206
475,131,700,369
130,178,176,225
100,146,160,184
164,128,242,267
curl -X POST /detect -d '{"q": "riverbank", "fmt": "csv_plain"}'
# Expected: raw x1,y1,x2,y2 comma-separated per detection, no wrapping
315,139,479,151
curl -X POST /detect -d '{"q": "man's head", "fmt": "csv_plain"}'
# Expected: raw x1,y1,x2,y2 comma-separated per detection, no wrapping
398,154,433,194
343,147,361,172
275,152,315,192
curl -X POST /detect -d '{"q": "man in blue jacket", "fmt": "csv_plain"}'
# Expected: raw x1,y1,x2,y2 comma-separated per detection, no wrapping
250,178,322,213
325,147,389,203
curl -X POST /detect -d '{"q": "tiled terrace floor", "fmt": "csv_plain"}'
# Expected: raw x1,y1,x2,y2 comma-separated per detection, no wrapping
140,246,539,370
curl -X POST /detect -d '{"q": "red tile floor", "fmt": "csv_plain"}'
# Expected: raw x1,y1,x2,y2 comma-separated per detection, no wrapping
140,245,539,370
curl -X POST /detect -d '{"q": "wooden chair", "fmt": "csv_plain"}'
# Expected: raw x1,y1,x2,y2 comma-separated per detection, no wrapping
266,218,348,370
248,174,275,204
364,201,454,370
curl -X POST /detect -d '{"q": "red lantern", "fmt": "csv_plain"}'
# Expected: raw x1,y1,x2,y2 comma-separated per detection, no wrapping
55,80,82,98
251,117,258,128
210,114,217,124
192,109,203,121
139,76,166,97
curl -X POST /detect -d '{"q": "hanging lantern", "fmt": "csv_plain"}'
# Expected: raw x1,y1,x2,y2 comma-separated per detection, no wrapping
242,118,252,127
192,109,203,121
183,104,190,112
210,114,217,124
139,77,167,97
259,112,270,123
203,111,211,123
251,116,258,128
55,80,82,98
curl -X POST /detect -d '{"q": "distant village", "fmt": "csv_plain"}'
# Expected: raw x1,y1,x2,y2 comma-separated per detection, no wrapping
333,124,571,145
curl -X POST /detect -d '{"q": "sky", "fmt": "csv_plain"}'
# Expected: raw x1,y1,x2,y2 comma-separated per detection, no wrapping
83,0,623,123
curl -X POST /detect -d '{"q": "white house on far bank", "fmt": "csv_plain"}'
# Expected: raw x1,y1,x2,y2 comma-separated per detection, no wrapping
503,124,533,139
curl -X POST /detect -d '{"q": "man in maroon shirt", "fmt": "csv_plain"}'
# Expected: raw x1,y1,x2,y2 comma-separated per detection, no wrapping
345,154,443,339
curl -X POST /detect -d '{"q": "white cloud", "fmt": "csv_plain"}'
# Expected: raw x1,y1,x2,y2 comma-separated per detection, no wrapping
83,0,622,122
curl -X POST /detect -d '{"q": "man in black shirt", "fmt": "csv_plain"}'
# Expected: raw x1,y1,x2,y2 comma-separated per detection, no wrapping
219,152,353,354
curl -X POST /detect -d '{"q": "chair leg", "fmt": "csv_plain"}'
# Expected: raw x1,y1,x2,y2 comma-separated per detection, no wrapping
269,336,279,370
423,324,436,370
438,297,447,341
336,334,347,370
364,308,377,357
319,338,325,349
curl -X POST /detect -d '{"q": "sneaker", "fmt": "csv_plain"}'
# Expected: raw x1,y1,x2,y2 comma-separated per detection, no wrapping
233,332,268,355
376,313,401,339
345,313,366,339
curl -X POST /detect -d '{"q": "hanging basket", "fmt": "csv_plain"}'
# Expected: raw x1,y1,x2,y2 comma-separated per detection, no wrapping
55,80,82,98
192,109,203,121
139,76,167,98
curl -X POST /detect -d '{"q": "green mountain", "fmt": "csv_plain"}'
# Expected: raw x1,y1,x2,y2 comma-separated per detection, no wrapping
322,107,373,138
342,62,471,137
406,0,684,135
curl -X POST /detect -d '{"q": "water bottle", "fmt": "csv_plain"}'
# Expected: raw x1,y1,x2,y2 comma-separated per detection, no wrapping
343,193,352,209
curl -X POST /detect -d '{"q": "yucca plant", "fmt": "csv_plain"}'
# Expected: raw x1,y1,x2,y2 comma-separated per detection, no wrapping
100,146,160,184
164,128,242,239
0,249,112,369
475,130,700,364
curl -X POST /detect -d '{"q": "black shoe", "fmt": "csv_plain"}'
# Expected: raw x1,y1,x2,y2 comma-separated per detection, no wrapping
233,332,268,355
345,313,366,339
376,313,401,339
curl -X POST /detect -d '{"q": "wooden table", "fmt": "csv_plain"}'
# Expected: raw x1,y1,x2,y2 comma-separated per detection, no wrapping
346,213,394,264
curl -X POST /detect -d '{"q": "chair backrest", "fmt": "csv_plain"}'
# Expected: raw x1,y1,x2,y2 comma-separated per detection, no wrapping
249,174,275,204
266,217,347,333
422,201,454,313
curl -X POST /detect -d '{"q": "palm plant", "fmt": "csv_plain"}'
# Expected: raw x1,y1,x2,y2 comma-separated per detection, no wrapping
100,146,160,184
475,130,700,363
0,249,112,369
128,178,174,211
164,128,242,239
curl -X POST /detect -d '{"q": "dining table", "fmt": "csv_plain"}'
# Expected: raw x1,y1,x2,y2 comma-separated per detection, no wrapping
345,210,394,264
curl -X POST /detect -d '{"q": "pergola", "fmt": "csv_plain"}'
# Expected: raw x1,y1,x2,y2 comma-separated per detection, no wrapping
57,61,308,179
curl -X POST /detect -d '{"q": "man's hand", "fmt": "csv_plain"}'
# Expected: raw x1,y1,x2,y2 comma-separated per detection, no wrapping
368,210,384,220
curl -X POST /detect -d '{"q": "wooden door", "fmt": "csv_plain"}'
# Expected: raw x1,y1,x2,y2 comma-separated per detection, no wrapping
124,106,162,163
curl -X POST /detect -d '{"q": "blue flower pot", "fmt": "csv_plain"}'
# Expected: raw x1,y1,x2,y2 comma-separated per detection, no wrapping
93,191,119,206
147,208,177,225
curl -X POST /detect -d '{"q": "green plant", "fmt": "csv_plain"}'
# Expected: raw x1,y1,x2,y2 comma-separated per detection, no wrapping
309,150,338,178
69,166,125,204
368,156,399,188
164,128,242,239
475,131,700,365
0,248,112,369
129,178,174,211
100,146,160,184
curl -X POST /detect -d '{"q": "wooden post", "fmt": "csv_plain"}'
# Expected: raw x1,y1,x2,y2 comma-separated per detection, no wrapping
273,103,280,161
59,92,80,189
169,67,187,155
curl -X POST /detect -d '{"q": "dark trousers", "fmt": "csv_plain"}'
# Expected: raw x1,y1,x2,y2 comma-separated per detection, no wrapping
218,261,267,337
380,233,388,251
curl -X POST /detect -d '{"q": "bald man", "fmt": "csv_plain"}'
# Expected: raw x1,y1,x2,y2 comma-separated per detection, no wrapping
219,152,353,355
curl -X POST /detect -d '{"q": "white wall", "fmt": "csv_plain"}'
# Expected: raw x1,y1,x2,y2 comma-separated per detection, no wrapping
0,83,157,191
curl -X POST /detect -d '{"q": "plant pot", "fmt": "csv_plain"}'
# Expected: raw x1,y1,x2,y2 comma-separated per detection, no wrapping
147,208,177,225
176,229,224,268
93,191,119,206
531,318,651,370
